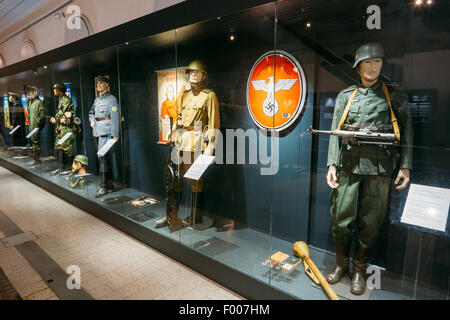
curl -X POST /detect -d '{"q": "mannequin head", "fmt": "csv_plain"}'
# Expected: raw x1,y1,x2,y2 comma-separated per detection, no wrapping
26,86,39,100
53,83,66,97
187,60,207,86
72,155,88,174
96,76,110,95
356,57,383,87
353,43,385,88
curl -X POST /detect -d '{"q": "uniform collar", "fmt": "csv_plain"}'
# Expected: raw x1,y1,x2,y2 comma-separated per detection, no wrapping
358,80,381,95
99,92,109,99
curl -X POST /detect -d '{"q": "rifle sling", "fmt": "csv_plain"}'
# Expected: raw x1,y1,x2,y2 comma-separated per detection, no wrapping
336,82,400,142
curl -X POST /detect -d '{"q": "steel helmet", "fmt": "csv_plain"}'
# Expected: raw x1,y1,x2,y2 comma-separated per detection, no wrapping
353,43,385,69
53,82,67,92
187,60,207,74
74,154,88,166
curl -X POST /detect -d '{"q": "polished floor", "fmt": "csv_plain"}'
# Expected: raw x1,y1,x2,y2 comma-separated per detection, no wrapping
0,166,243,300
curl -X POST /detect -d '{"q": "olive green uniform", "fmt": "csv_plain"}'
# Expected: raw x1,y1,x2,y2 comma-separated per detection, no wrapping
54,95,74,155
27,97,46,155
327,80,413,248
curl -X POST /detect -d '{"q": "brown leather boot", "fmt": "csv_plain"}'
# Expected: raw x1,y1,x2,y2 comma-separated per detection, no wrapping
326,242,350,284
166,198,184,233
351,244,371,295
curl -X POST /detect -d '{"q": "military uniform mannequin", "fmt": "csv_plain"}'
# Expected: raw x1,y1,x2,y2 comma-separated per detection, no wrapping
50,83,75,175
88,76,120,198
8,92,26,147
156,60,220,232
25,86,46,165
325,43,413,295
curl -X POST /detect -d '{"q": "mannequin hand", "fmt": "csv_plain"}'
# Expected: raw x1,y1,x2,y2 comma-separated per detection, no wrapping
90,122,94,128
112,136,119,140
395,168,410,190
49,117,56,124
327,165,339,189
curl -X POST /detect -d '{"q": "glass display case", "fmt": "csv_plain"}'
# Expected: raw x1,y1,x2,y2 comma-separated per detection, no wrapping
0,0,448,300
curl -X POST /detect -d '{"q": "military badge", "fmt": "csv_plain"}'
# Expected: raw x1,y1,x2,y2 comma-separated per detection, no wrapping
246,50,307,131
112,106,117,112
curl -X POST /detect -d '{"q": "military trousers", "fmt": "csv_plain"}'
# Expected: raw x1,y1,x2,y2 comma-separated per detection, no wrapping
174,151,203,193
30,127,40,155
330,169,391,249
95,136,117,183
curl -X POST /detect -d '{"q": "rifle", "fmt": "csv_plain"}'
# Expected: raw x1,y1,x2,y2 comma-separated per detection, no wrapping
307,126,398,146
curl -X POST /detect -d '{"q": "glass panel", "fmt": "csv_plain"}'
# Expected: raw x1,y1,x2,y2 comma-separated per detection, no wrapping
0,0,448,300
116,30,178,241
78,47,123,207
174,2,276,285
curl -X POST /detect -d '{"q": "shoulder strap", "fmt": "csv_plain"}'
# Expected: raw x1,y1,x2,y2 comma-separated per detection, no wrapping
337,89,358,130
381,82,401,142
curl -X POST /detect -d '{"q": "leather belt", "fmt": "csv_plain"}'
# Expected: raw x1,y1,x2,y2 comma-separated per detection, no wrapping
95,116,111,121
183,126,203,131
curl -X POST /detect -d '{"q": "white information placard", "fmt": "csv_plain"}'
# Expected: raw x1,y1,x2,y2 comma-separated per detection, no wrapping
401,184,450,232
9,125,20,135
56,132,73,145
97,138,118,157
183,155,215,181
26,127,39,138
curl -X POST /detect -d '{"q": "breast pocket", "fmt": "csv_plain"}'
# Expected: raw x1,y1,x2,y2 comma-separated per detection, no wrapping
376,104,390,124
96,104,109,117
347,103,360,124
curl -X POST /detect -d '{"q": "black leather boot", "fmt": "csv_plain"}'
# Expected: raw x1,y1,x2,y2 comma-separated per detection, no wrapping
59,153,72,175
96,172,107,198
351,243,371,295
326,242,350,284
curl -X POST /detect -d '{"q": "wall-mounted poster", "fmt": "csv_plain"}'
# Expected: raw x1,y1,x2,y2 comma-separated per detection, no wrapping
156,67,190,144
3,95,10,128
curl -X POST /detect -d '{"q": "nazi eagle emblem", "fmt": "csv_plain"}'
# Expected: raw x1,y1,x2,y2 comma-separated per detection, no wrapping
251,76,298,117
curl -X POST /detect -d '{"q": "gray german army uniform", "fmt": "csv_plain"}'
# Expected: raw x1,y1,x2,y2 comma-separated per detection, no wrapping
26,87,46,164
89,91,120,197
326,43,413,295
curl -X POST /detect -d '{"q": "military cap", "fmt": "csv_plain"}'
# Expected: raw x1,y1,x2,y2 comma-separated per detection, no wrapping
353,43,385,68
53,82,67,92
96,75,110,83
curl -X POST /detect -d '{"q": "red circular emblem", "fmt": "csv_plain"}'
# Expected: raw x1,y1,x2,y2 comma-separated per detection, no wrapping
246,51,307,131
